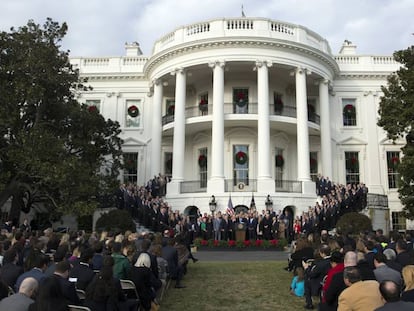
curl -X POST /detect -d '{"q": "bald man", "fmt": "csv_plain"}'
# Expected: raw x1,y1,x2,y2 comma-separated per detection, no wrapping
0,277,38,311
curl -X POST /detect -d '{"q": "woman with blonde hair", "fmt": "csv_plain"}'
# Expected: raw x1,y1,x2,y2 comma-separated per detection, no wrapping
402,265,414,302
128,253,162,311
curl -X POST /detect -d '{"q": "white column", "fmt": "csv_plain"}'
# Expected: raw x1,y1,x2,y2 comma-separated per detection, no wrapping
207,61,225,193
169,68,186,194
295,68,311,185
256,60,274,193
319,79,332,178
364,91,384,194
150,80,163,177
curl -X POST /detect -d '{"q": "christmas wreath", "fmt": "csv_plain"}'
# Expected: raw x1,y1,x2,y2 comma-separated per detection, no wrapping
235,151,248,165
88,105,98,113
199,99,208,112
236,92,247,107
275,155,284,167
198,154,207,167
128,105,139,118
349,157,358,169
389,156,399,168
168,105,175,115
343,104,355,118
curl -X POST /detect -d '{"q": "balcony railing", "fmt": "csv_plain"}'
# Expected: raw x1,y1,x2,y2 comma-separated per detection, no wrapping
275,180,302,193
162,103,320,125
225,179,257,192
180,181,207,193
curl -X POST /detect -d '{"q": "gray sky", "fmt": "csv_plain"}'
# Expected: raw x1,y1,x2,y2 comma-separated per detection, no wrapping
0,0,413,57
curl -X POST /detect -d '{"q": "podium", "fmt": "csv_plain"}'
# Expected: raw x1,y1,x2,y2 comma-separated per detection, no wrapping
235,223,246,242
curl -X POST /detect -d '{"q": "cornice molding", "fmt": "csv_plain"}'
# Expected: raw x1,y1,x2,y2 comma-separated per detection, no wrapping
80,75,147,82
144,38,339,78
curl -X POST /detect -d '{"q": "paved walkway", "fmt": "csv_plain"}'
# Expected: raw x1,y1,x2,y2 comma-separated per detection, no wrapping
194,250,289,261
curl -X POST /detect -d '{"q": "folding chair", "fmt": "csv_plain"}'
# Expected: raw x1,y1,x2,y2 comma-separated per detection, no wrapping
68,305,91,311
120,279,139,301
76,289,86,301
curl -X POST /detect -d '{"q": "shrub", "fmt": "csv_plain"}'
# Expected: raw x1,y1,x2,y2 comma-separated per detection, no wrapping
95,209,136,233
336,212,372,235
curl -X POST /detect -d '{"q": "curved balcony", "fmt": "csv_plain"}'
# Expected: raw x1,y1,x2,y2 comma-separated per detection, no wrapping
161,103,320,126
153,18,332,56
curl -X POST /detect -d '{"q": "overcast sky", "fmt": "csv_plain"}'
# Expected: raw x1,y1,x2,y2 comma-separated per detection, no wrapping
0,0,413,57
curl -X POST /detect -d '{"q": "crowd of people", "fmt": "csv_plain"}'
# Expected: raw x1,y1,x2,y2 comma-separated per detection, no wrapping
115,175,369,246
0,224,194,311
286,228,414,310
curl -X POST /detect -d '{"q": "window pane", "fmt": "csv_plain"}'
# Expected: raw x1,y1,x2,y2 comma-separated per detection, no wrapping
233,145,249,185
233,88,249,114
126,100,141,127
387,151,400,189
123,152,138,184
342,98,356,126
345,151,359,184
199,148,207,188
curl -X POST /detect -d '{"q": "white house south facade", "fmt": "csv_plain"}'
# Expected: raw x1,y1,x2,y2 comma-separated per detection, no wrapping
70,17,409,231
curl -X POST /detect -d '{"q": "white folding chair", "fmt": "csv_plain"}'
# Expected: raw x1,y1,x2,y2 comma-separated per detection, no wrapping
68,305,91,311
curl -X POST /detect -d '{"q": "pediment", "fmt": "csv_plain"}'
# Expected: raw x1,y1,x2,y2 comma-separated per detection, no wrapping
123,137,147,146
337,136,367,145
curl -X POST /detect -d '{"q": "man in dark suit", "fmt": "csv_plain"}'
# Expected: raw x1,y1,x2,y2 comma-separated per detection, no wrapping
161,237,185,288
14,253,48,292
0,248,23,289
303,244,331,309
53,261,80,305
69,247,95,291
375,280,414,311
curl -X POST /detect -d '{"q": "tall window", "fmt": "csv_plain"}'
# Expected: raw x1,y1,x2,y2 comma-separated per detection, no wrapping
166,99,175,116
345,151,360,184
85,99,101,113
307,98,316,122
233,145,249,186
164,152,173,178
274,92,283,115
275,148,284,188
233,88,249,114
310,152,318,182
342,98,357,126
391,211,406,231
199,93,208,116
126,100,141,127
387,151,400,189
198,148,207,188
123,152,138,184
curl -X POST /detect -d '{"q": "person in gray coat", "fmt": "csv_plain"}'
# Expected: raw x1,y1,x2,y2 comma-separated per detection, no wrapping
0,277,38,311
374,253,402,286
375,280,414,311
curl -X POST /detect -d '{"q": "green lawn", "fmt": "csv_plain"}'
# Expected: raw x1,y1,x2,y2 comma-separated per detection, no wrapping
160,261,306,311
